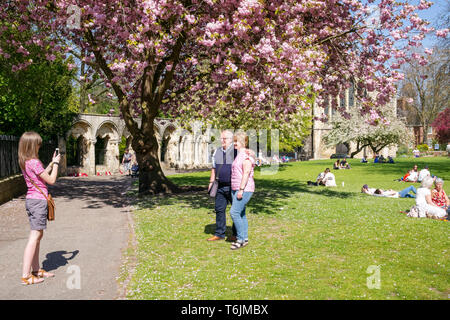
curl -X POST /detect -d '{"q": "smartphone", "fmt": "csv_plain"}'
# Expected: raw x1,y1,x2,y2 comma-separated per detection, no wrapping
55,148,59,156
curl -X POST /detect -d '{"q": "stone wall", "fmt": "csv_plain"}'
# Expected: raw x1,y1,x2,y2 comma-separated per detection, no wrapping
0,174,27,205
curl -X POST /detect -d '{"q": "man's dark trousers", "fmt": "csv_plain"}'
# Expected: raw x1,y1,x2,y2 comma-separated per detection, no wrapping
214,185,237,238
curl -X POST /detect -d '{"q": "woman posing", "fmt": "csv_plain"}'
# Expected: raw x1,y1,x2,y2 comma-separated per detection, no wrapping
229,132,256,250
18,132,61,285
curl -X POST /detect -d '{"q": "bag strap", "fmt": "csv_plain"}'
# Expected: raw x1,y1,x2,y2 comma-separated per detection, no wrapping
23,170,49,201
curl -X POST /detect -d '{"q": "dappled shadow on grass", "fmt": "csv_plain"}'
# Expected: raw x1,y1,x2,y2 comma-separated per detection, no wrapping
203,224,236,241
136,174,357,215
250,179,355,215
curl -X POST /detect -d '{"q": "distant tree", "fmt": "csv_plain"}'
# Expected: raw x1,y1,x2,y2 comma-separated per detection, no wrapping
324,103,412,158
178,88,314,153
399,47,450,143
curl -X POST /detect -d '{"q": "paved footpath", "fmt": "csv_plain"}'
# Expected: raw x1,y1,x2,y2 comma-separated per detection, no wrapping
0,175,133,300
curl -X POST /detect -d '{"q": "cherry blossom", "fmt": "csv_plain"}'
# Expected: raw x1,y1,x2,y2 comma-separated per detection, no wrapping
0,0,444,193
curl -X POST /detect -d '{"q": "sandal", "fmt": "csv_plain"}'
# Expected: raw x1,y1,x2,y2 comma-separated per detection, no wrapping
32,269,55,278
21,274,44,285
230,240,248,250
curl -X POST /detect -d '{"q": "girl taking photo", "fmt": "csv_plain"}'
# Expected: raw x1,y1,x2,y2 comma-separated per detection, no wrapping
18,131,60,285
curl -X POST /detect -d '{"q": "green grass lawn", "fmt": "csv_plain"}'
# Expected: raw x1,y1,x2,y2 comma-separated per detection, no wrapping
125,156,449,300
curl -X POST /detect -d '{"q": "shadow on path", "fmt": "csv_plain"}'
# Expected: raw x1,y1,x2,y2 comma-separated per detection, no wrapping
48,176,132,210
42,250,79,272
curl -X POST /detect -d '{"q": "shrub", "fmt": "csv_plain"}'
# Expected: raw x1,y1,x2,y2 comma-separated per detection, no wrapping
431,138,447,151
417,144,429,152
397,145,409,155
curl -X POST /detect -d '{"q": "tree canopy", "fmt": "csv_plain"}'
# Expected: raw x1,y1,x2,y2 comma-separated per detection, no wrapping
0,22,77,140
1,0,446,193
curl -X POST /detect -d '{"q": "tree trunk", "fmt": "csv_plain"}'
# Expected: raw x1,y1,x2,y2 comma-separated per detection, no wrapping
131,131,180,195
350,141,367,158
422,124,428,145
86,30,188,195
370,143,387,155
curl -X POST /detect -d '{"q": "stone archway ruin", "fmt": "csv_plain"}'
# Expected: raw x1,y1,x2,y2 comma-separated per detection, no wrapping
61,114,213,176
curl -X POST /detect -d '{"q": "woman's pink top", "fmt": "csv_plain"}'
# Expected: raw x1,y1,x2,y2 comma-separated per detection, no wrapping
22,159,48,200
231,150,255,192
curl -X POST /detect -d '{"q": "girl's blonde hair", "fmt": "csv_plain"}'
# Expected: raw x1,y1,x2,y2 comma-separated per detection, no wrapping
233,131,249,148
18,131,42,171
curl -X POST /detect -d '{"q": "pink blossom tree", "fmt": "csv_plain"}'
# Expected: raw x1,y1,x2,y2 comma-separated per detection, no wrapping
1,0,447,194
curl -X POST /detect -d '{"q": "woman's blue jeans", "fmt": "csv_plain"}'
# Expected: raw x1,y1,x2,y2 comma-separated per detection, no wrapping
230,191,253,242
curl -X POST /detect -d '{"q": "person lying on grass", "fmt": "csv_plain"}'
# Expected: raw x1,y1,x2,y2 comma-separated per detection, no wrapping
361,184,417,198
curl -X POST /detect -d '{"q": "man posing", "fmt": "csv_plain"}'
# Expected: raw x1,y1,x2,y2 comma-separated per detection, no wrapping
207,130,237,242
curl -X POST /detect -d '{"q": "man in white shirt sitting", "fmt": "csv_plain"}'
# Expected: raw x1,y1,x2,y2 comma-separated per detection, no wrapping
322,170,337,187
417,165,431,182
311,168,337,187
307,168,336,187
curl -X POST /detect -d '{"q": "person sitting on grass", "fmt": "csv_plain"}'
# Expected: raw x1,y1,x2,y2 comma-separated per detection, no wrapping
361,184,417,198
396,165,419,182
431,178,450,216
308,168,336,187
379,155,385,163
322,169,337,187
333,159,340,170
340,158,351,169
415,177,447,219
387,156,394,163
374,154,379,163
361,156,368,163
406,165,419,182
417,165,431,182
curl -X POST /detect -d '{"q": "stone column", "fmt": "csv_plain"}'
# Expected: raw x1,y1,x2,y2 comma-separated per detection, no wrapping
107,139,120,173
86,138,96,176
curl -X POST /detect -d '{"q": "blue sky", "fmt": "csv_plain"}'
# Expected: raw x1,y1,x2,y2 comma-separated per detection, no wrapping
417,0,449,48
